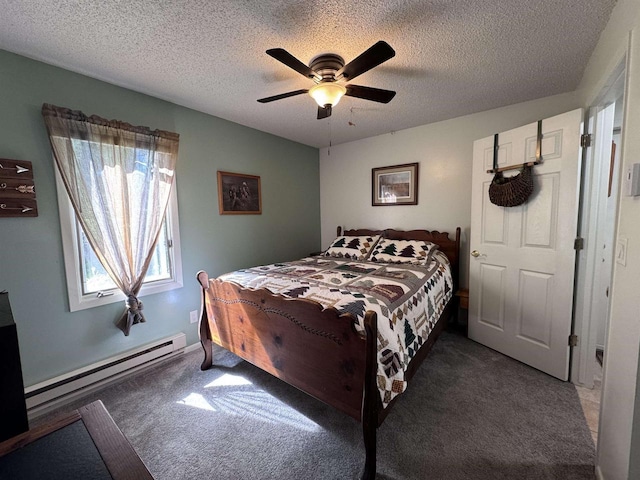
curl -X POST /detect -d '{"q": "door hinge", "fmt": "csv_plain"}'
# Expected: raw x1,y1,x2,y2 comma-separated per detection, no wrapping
568,334,578,347
574,237,584,250
580,133,592,148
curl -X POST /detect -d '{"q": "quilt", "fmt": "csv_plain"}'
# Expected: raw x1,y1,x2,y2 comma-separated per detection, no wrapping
218,251,453,407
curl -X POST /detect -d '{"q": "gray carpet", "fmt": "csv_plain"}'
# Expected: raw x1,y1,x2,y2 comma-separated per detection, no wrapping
34,333,595,479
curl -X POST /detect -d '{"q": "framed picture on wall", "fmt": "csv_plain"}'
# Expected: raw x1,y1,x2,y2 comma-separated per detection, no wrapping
217,171,262,214
371,162,419,206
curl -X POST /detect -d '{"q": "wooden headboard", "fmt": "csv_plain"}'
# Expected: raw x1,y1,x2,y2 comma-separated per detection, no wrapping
338,226,461,290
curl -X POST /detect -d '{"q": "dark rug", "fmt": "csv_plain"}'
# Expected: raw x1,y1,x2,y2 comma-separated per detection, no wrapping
33,333,595,479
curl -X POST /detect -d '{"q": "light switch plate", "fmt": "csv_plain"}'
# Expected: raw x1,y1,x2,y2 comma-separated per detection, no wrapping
190,310,199,324
625,164,640,196
616,237,628,266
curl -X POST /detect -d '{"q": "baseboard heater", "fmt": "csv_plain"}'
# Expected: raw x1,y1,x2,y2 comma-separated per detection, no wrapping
25,333,186,414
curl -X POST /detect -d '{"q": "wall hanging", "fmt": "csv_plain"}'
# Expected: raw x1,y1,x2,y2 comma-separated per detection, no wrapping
372,162,419,206
487,120,542,207
0,159,37,217
217,171,262,214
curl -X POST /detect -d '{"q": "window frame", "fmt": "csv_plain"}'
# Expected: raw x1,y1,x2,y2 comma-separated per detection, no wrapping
54,166,183,312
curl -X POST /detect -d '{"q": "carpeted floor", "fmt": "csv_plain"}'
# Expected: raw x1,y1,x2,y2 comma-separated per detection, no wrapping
33,333,595,479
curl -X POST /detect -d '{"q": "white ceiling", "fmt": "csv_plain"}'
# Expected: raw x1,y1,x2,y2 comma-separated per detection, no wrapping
0,0,616,148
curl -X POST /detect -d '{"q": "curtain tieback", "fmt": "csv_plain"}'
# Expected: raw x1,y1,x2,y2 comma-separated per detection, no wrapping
121,294,146,336
126,294,144,315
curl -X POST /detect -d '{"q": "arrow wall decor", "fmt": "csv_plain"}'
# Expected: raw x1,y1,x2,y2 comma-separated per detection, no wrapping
0,159,38,217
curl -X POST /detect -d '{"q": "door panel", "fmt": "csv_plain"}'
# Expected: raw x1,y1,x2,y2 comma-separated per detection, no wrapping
478,264,506,330
517,270,553,346
469,109,583,380
482,184,508,244
522,173,559,248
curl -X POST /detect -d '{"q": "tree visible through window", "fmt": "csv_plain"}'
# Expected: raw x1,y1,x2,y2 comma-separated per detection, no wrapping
79,217,173,296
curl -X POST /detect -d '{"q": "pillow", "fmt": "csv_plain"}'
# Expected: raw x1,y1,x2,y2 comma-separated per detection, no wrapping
368,238,439,265
324,235,381,260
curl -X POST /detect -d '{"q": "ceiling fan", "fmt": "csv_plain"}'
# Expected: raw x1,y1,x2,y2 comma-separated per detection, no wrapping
257,41,396,119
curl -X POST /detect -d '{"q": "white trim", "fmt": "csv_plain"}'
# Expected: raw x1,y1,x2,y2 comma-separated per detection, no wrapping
571,57,626,388
54,167,183,312
184,342,202,354
573,104,615,388
595,465,605,480
572,107,599,387
587,103,615,385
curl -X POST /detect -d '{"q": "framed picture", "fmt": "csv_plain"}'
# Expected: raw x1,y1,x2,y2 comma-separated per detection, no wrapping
371,162,419,206
217,171,262,214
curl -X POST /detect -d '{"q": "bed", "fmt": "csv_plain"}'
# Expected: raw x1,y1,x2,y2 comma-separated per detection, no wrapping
196,226,460,479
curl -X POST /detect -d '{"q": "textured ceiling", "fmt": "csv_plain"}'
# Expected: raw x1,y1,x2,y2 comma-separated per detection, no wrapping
0,0,616,148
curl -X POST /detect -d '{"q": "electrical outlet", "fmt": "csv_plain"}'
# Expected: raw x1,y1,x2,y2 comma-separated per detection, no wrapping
189,310,199,324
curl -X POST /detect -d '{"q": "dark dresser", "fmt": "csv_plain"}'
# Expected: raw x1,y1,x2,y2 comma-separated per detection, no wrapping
0,292,29,442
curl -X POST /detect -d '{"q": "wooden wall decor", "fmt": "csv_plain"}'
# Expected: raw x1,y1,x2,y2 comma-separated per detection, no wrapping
0,159,37,217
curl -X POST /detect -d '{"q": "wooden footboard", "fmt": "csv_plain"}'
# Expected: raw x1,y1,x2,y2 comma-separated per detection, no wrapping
197,271,377,422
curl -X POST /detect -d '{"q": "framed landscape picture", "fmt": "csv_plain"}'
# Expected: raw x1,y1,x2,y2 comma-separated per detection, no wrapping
217,171,262,214
372,162,419,206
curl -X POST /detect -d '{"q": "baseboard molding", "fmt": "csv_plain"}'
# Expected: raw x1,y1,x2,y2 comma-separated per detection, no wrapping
27,351,182,420
28,340,203,420
26,338,203,420
185,342,201,354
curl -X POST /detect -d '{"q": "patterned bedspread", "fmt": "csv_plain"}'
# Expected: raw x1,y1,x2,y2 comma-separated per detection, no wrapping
218,251,453,407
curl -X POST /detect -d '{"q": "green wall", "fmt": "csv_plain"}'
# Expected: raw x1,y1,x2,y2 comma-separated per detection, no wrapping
0,50,320,386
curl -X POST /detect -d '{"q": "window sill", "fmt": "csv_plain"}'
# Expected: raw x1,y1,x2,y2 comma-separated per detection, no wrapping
68,278,183,312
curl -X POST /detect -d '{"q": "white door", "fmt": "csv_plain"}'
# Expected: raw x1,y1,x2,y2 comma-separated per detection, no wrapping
468,109,583,380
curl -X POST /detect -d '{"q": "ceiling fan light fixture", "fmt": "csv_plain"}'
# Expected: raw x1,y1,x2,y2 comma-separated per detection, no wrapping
309,83,347,108
259,42,396,119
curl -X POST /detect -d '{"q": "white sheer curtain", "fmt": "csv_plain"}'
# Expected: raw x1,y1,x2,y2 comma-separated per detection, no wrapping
42,104,179,335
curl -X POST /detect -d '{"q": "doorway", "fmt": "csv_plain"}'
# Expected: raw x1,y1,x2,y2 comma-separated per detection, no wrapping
572,58,627,446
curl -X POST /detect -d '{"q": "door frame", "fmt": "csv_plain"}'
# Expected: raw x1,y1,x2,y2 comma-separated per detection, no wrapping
571,58,626,388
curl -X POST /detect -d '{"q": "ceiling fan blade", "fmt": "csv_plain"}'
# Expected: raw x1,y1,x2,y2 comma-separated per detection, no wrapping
336,41,395,81
317,105,332,119
266,48,317,79
257,89,309,103
345,85,396,103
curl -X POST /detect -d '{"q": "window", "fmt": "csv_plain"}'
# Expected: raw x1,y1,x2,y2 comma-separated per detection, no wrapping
55,168,183,312
79,218,172,295
43,103,181,333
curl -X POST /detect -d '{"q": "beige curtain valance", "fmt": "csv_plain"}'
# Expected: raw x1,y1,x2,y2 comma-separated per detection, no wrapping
42,103,179,141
